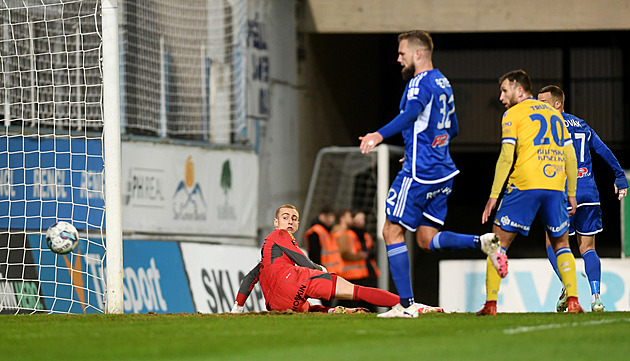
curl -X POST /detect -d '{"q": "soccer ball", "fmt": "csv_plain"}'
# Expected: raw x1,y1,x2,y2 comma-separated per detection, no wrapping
45,221,79,254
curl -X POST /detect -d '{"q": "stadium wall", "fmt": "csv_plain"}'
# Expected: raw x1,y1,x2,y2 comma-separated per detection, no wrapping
301,0,630,33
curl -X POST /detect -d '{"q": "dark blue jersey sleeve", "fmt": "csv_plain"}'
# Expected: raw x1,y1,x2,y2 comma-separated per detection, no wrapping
377,106,421,139
589,129,628,189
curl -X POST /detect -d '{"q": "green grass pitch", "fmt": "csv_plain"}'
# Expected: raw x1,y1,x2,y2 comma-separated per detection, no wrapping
2,311,629,360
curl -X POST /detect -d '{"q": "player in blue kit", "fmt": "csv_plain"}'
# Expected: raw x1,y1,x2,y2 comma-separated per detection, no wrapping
538,85,628,312
359,30,506,318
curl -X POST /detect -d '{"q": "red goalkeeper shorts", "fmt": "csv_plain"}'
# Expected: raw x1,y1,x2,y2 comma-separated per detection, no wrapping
265,266,336,312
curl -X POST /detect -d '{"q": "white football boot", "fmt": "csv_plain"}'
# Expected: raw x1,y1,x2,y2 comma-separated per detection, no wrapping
591,293,604,312
377,303,418,318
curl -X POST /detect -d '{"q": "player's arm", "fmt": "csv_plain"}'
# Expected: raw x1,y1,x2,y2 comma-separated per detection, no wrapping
232,262,261,313
376,105,422,140
490,143,515,198
564,140,578,215
589,129,629,197
359,96,424,154
482,142,515,224
282,245,321,270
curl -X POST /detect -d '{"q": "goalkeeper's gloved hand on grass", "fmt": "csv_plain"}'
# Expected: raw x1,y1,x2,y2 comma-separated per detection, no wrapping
231,302,244,314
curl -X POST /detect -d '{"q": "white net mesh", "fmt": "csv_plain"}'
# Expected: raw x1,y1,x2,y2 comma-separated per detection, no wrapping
300,146,404,246
1,0,106,314
121,0,247,143
1,0,102,132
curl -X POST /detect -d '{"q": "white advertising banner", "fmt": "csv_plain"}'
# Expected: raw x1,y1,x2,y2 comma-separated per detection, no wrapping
180,242,266,313
122,142,258,238
440,258,630,312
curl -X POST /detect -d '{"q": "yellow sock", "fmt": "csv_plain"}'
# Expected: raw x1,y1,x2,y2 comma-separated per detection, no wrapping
556,250,578,297
485,257,502,301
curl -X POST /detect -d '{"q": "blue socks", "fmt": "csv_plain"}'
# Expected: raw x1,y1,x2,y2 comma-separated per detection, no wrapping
582,249,601,294
386,243,414,307
430,231,478,252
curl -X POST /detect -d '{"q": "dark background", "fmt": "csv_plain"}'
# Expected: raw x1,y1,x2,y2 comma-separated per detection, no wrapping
305,31,629,305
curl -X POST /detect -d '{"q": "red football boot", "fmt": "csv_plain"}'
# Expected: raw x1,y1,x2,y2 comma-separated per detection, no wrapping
476,300,497,316
567,296,585,313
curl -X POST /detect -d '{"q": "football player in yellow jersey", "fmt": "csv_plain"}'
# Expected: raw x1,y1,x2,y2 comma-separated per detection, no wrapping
477,69,585,315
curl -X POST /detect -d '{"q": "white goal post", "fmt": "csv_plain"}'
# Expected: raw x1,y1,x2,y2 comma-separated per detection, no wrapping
102,0,123,314
300,145,403,291
0,0,122,314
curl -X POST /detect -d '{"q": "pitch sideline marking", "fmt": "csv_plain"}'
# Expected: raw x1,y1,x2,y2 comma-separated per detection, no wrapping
503,317,630,335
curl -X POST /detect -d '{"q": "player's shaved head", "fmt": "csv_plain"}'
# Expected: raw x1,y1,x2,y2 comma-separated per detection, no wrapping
398,30,433,54
538,85,565,109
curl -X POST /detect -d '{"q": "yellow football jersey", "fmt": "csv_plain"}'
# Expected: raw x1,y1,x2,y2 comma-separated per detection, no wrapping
501,98,572,191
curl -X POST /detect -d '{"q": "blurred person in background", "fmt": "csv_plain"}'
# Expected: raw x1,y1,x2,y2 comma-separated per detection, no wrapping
334,210,380,311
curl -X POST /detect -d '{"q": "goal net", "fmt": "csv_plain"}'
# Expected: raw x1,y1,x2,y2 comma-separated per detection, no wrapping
120,0,247,144
0,0,121,314
300,145,403,290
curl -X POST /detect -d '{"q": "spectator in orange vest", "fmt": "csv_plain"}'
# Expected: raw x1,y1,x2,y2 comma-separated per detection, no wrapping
304,206,342,275
351,211,381,288
333,209,381,311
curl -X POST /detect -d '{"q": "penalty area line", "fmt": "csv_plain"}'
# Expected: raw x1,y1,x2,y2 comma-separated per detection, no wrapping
503,317,630,335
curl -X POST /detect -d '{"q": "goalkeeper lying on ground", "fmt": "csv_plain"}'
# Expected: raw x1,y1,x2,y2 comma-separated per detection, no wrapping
231,204,443,314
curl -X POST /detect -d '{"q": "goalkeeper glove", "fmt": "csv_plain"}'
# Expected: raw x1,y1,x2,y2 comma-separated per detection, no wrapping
230,302,244,314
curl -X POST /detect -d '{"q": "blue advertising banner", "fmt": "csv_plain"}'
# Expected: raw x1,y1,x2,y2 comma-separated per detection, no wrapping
28,236,195,314
120,240,195,314
0,135,105,230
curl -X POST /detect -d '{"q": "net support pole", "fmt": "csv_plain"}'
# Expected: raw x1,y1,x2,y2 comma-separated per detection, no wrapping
102,0,124,314
376,145,390,291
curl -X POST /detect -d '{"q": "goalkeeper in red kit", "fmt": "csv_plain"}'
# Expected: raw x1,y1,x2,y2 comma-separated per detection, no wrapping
231,204,400,313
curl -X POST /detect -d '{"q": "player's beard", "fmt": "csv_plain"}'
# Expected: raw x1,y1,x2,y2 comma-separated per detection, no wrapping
401,63,415,82
505,94,519,109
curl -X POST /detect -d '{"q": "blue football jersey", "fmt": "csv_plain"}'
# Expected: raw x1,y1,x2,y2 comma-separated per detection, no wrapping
397,69,459,184
563,112,626,206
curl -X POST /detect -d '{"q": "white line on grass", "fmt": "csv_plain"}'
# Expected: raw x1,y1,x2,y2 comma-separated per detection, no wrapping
503,318,630,335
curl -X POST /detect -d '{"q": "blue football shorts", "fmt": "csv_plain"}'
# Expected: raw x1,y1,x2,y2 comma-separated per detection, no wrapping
569,204,602,236
385,170,453,231
494,186,569,237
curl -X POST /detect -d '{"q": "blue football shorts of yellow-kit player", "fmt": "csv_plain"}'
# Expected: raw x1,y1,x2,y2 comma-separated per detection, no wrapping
494,185,570,237
385,171,454,231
